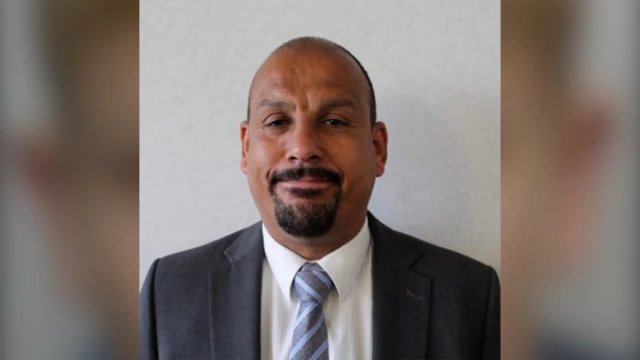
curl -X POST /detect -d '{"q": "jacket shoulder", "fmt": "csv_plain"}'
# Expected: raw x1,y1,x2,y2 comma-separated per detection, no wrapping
160,228,243,267
386,225,497,284
146,223,259,285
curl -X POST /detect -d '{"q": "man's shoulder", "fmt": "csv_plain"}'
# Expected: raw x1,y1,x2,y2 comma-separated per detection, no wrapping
385,227,500,313
150,222,260,277
384,225,497,284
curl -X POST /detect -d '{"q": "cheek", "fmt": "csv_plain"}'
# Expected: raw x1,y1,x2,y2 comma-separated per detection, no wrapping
330,140,376,189
246,137,281,186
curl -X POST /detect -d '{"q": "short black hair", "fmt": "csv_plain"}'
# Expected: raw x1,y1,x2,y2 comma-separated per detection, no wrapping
247,36,377,125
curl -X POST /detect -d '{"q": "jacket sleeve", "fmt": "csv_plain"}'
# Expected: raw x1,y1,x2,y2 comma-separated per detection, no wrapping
140,259,160,360
481,266,501,359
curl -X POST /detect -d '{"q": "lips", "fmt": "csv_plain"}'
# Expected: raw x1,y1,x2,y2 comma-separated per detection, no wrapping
268,167,342,197
279,177,334,189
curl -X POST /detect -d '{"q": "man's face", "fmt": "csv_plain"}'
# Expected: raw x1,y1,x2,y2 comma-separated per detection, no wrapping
241,47,387,239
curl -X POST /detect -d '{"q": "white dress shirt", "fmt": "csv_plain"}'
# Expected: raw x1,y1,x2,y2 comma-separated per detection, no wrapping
260,219,372,360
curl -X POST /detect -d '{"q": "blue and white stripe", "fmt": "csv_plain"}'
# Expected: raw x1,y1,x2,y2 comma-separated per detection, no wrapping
289,263,334,360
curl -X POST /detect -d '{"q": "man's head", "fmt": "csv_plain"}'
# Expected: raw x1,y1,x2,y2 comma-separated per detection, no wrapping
240,37,388,245
247,38,377,125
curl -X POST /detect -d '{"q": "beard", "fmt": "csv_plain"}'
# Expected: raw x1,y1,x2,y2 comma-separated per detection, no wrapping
269,167,343,238
273,188,342,238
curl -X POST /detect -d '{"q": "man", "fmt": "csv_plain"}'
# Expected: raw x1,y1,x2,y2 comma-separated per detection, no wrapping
140,37,500,360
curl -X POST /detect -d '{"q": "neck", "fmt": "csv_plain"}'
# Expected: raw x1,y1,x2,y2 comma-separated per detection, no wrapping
264,212,367,260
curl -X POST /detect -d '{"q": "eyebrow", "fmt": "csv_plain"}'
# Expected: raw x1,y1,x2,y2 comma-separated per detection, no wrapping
254,97,359,114
256,99,295,112
317,98,359,114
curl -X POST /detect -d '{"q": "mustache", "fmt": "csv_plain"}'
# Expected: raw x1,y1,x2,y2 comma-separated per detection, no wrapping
269,167,343,187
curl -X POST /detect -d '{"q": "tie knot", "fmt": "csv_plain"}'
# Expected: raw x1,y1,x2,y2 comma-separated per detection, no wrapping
293,263,334,303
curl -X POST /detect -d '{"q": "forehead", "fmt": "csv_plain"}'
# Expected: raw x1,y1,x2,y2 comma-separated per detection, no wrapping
250,47,368,105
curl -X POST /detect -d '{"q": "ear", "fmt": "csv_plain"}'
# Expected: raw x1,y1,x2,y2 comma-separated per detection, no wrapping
372,121,388,177
240,120,250,174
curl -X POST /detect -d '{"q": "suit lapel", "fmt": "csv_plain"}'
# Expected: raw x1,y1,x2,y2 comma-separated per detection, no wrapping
209,222,264,360
369,213,432,360
206,215,433,359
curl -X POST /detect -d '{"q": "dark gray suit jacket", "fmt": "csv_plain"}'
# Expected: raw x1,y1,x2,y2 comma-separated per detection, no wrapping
140,213,500,359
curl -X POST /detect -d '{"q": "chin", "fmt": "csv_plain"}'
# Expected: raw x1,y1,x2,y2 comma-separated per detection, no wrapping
273,190,341,238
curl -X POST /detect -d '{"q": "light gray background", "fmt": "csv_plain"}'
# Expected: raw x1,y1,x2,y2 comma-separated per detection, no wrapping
140,0,501,283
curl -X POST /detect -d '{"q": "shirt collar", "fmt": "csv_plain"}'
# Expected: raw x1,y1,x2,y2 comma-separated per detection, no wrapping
262,218,371,303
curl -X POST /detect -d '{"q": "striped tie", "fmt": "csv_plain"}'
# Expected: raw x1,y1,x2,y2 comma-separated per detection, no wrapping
289,263,334,360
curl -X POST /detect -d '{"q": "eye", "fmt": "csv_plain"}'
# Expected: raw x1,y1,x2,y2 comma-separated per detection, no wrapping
266,118,289,127
324,118,348,126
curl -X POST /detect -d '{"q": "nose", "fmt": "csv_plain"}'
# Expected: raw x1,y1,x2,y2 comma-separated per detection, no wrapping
286,122,323,165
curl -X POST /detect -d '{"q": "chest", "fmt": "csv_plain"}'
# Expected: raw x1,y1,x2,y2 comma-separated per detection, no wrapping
259,261,373,360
